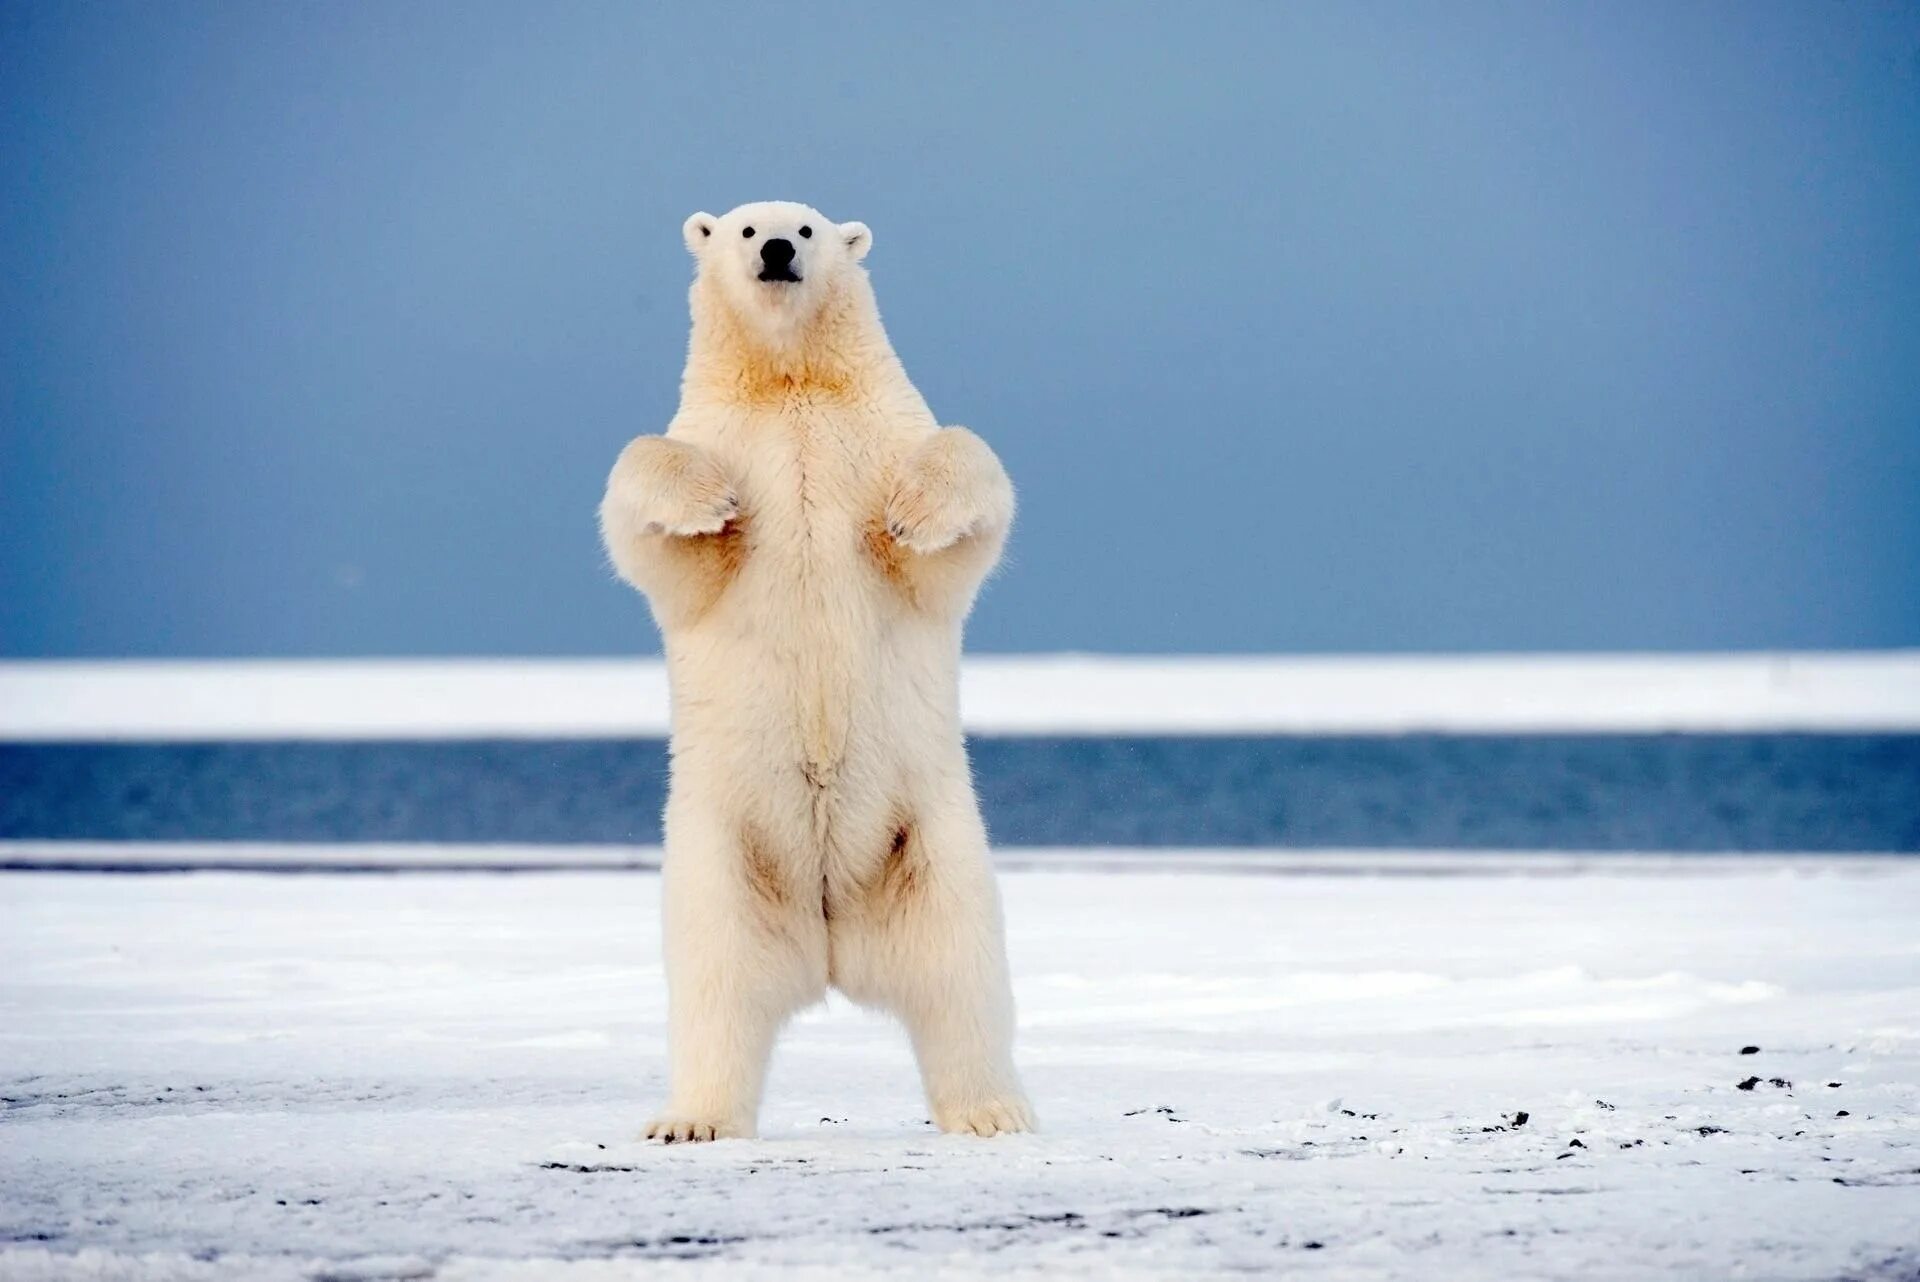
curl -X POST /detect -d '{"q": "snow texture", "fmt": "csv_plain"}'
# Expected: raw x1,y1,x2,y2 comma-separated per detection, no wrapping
4,860,1919,1279
4,652,1918,739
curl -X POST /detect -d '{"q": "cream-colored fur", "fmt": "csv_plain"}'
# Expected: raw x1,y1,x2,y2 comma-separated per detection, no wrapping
599,201,1032,1141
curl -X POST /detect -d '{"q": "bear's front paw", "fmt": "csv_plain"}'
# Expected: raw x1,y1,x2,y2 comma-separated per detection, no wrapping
932,1093,1036,1138
885,428,1012,554
605,438,742,540
650,482,739,538
885,477,984,554
644,1110,748,1143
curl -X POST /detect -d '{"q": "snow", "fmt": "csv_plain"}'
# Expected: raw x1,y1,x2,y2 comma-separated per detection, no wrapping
5,857,1919,1279
3,651,1919,740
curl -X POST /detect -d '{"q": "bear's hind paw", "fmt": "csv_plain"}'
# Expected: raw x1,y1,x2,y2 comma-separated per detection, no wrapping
934,1095,1036,1138
644,1112,746,1143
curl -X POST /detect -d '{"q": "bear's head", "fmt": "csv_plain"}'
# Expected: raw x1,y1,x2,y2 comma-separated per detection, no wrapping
682,201,873,350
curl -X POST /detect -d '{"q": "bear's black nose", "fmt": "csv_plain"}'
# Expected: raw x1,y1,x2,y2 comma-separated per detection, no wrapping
758,237,800,281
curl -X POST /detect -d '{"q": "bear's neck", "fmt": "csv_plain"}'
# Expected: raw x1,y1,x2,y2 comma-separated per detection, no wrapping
680,273,913,407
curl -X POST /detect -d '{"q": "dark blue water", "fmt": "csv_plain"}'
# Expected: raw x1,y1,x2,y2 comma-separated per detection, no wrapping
3,736,1917,852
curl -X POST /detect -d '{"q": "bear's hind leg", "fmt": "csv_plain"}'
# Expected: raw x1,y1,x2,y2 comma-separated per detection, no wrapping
649,814,825,1142
830,812,1033,1137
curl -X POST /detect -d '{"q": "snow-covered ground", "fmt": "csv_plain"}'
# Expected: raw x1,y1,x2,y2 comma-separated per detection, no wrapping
5,652,1919,738
4,857,1919,1280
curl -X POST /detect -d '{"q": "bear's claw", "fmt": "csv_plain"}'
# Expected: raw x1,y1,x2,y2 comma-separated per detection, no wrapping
884,506,972,555
644,1114,739,1143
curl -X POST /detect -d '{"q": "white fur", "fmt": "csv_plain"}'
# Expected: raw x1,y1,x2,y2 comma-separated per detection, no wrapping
600,200,1032,1141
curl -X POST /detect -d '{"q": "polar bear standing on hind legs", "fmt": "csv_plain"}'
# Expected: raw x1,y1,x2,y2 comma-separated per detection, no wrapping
599,200,1034,1141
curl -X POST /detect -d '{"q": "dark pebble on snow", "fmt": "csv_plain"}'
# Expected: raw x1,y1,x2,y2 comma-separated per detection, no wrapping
1737,1077,1761,1091
1740,1046,1760,1055
1836,1110,1850,1117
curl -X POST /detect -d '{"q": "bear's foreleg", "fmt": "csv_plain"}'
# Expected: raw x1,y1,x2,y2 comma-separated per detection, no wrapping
884,427,1013,556
599,436,749,625
877,427,1015,617
603,435,738,539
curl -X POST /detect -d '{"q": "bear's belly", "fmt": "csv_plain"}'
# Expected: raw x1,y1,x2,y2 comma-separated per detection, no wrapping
664,506,955,791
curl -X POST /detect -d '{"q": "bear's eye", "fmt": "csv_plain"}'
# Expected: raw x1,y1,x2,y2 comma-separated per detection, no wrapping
742,226,756,239
799,225,812,238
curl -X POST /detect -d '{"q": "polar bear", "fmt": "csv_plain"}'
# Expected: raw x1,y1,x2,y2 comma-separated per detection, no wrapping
599,200,1033,1141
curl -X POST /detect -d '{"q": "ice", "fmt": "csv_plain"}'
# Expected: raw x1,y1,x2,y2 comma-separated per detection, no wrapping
3,651,1917,739
4,857,1918,1278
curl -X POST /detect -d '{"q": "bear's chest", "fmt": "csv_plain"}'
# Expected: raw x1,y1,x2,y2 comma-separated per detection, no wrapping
719,402,907,569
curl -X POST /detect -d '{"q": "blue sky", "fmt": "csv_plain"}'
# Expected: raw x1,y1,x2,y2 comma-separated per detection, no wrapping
3,1,1917,656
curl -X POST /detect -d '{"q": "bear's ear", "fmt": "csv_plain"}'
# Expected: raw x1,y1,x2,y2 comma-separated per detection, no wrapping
840,220,872,262
683,212,716,256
